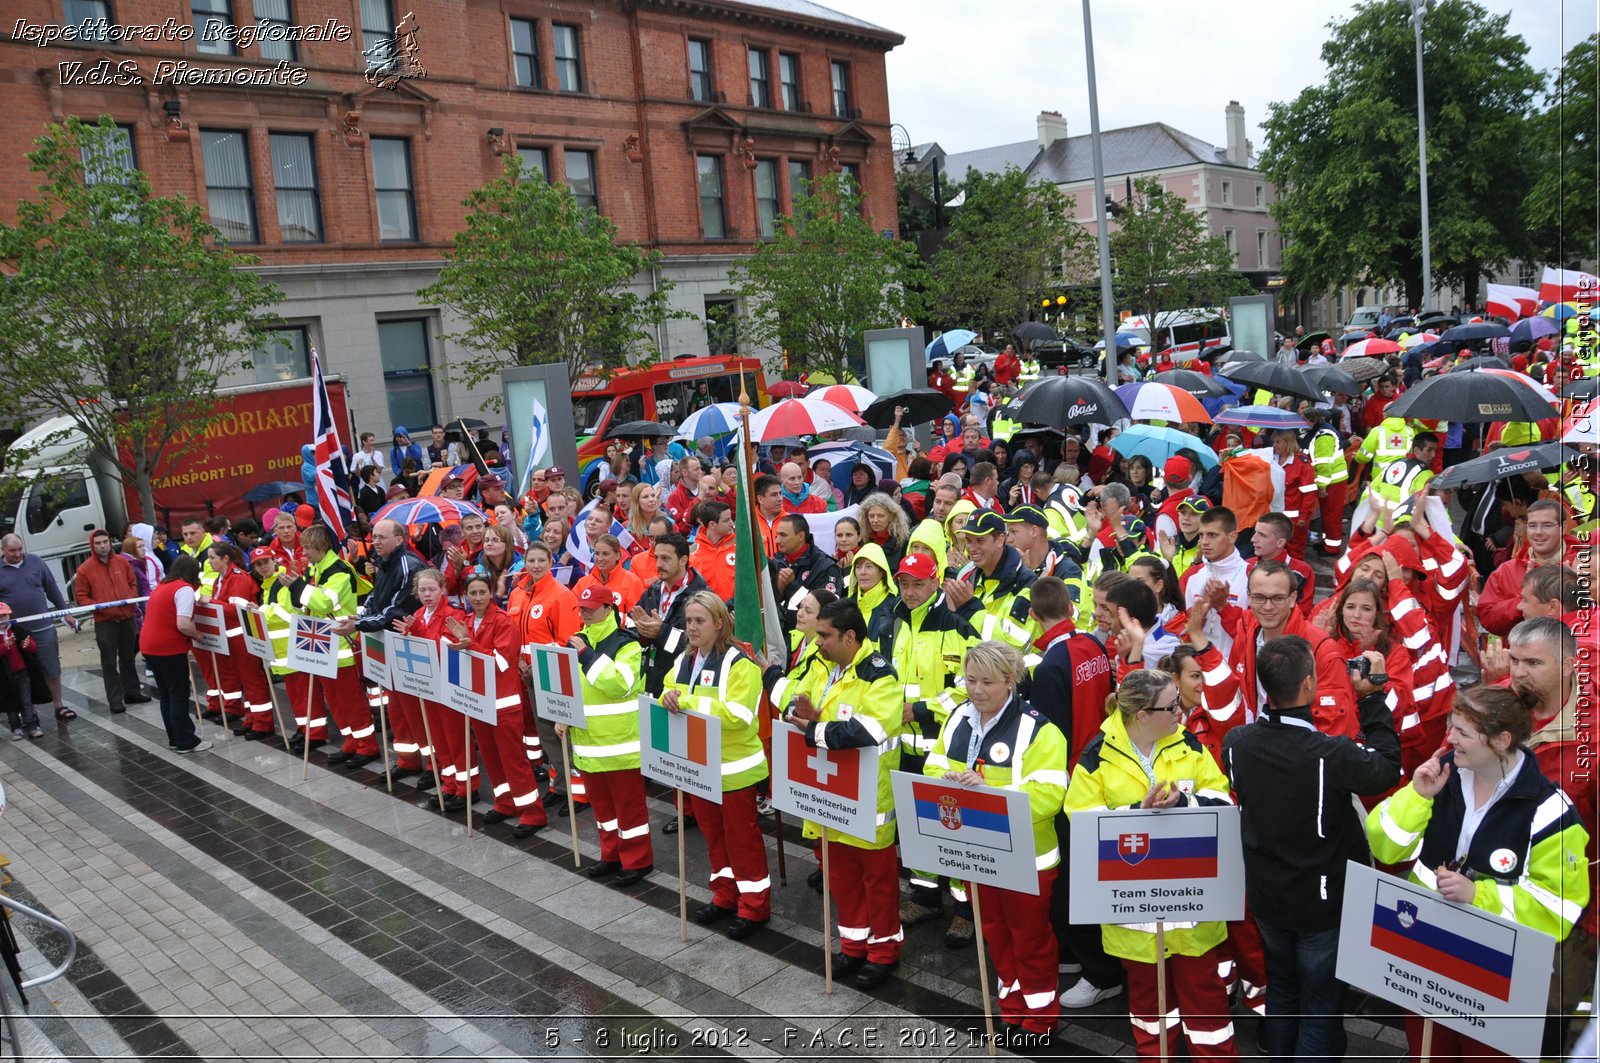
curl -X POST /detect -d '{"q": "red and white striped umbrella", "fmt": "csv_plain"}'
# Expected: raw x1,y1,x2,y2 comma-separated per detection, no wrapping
1563,398,1600,446
807,383,878,413
747,397,865,441
1113,382,1212,423
1399,331,1440,349
1341,337,1402,359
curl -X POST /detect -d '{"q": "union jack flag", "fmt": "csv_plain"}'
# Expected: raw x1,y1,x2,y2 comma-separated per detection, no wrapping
294,617,334,654
311,348,354,539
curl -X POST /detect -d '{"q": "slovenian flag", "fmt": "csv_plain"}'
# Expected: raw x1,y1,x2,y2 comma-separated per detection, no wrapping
536,647,576,698
1369,879,1515,1001
1097,813,1219,881
446,647,488,695
911,780,1014,853
648,700,709,765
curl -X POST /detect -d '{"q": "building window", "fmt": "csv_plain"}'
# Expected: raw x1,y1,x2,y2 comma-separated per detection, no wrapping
697,155,726,239
552,24,581,91
1518,261,1537,288
688,38,713,102
63,0,111,41
1256,229,1267,267
840,162,861,193
270,132,321,243
787,159,810,205
565,150,597,213
1220,179,1232,205
754,159,779,239
779,52,800,110
705,297,739,355
200,130,257,244
377,319,436,429
360,0,396,73
1254,184,1263,208
830,60,851,116
252,0,294,61
748,48,771,108
192,0,234,54
1223,227,1236,257
81,124,136,186
509,17,541,88
257,326,310,383
371,137,416,242
517,146,549,180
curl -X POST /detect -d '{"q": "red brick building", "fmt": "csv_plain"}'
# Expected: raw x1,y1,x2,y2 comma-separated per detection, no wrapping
0,0,903,434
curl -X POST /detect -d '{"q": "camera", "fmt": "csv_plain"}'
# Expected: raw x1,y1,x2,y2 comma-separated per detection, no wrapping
1347,656,1387,686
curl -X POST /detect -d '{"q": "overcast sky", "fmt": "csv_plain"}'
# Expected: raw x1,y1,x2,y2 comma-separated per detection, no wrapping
823,0,1597,157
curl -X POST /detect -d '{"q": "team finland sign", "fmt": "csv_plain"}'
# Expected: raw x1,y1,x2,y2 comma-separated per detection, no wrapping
1066,806,1245,923
889,771,1038,894
769,721,878,842
387,633,439,700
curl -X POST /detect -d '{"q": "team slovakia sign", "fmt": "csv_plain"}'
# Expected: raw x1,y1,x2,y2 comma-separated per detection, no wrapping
387,633,440,700
889,771,1038,894
1067,806,1245,924
287,614,339,678
1336,862,1554,1061
769,721,879,842
528,644,585,728
191,603,230,655
441,647,497,723
637,696,722,805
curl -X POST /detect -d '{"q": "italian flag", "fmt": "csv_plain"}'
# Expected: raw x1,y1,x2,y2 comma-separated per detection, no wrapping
649,700,709,765
536,647,576,697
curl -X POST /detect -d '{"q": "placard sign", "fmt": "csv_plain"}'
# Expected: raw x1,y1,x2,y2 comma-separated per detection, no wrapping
239,607,273,660
528,644,586,728
637,696,722,805
1336,862,1555,1061
361,630,390,686
387,633,440,700
191,602,230,655
889,771,1039,895
769,721,879,842
287,614,339,678
1066,806,1245,924
440,647,497,723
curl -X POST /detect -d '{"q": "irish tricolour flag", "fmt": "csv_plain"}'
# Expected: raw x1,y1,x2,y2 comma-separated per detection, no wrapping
648,701,709,765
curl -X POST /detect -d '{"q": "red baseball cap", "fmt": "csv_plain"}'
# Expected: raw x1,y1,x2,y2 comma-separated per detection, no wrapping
295,503,316,528
249,546,277,564
896,554,938,581
1163,456,1193,482
576,585,614,609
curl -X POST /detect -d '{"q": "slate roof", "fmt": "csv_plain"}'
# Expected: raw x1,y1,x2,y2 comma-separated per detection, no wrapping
942,121,1260,188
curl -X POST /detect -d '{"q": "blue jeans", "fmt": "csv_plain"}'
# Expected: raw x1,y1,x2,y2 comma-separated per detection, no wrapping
1254,916,1347,1063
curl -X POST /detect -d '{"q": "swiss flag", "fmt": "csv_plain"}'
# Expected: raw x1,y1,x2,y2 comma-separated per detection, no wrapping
785,729,861,799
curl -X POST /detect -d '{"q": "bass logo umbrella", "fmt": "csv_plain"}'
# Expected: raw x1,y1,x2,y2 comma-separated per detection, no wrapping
1011,375,1128,427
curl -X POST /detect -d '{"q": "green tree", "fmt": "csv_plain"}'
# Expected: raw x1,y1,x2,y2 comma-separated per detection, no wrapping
1260,0,1543,308
1525,34,1598,267
0,117,282,522
927,167,1096,338
1110,177,1249,348
419,154,680,397
727,172,922,384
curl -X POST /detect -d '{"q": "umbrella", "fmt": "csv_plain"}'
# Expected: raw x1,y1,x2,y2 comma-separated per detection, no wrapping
1431,441,1581,489
1477,367,1560,406
1213,405,1310,430
1093,332,1144,350
1438,322,1511,344
1212,348,1264,364
1114,382,1212,423
1400,331,1441,348
1303,365,1362,395
1216,361,1323,402
1012,321,1058,344
860,387,953,429
1341,338,1401,359
1338,330,1373,347
1542,302,1581,321
1510,317,1560,343
767,381,807,399
1011,375,1128,428
808,441,896,491
747,397,864,441
808,383,878,413
1562,377,1600,403
1339,355,1393,384
453,417,489,430
1385,372,1558,424
604,420,673,440
243,480,306,503
1564,399,1600,446
1110,424,1218,470
1448,355,1510,374
1151,369,1231,398
1295,331,1331,352
374,496,486,525
926,329,978,362
675,401,745,439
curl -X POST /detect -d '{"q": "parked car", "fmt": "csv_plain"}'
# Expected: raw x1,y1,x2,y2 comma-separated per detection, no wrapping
953,343,999,370
1034,338,1099,371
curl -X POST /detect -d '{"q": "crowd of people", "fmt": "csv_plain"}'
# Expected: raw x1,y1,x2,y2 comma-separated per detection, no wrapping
1,327,1596,1059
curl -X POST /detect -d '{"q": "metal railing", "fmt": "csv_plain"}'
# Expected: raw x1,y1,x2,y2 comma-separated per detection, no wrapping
0,893,79,1063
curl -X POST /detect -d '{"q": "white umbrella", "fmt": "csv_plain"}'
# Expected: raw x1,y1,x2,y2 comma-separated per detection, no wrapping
673,401,744,440
747,398,865,442
807,383,878,413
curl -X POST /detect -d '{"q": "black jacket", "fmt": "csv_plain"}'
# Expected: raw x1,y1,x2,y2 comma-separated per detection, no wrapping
769,544,842,633
353,548,424,632
634,570,709,695
954,543,1037,632
1409,748,1581,882
1221,690,1401,931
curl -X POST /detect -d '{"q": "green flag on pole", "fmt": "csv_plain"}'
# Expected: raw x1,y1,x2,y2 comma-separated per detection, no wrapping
733,397,782,660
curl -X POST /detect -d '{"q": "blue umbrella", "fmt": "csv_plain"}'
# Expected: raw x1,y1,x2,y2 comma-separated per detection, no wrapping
1201,376,1248,417
1213,405,1309,430
1110,424,1218,470
674,401,744,440
926,329,978,363
807,441,895,491
1093,332,1143,350
243,480,306,503
1439,322,1510,344
1509,317,1559,343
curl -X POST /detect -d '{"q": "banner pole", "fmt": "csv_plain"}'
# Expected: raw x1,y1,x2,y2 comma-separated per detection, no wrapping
378,696,393,793
189,657,205,732
1419,1017,1433,1063
301,677,315,781
677,789,688,943
463,713,473,837
1155,920,1169,1062
770,808,788,887
821,832,833,995
970,884,997,1056
418,704,446,812
203,652,230,741
259,654,291,752
561,730,579,867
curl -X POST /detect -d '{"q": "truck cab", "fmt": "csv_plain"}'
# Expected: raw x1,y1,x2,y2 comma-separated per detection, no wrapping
0,417,124,593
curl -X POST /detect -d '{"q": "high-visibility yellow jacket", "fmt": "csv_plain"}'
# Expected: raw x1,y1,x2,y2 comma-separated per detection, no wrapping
789,641,902,849
1309,426,1349,487
273,551,358,671
569,611,645,773
883,596,977,757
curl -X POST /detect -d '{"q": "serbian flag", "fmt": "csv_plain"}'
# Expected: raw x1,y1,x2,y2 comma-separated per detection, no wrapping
446,646,488,695
911,779,1014,852
1097,812,1219,881
535,646,576,698
1486,283,1540,323
310,349,354,540
784,728,861,799
648,700,710,765
1369,878,1515,1001
1540,266,1600,306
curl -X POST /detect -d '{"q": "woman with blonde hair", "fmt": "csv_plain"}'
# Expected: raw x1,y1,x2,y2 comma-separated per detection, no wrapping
857,492,910,574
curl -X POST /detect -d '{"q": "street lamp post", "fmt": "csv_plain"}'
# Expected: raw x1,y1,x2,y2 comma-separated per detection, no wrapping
902,146,944,231
1082,0,1119,387
1411,0,1433,309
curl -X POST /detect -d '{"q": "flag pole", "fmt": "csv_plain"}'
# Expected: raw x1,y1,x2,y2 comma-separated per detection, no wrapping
561,729,580,867
255,636,290,751
418,706,447,812
301,678,315,781
378,694,393,793
677,789,688,943
970,884,997,1056
1419,1018,1433,1063
463,712,474,837
203,651,230,741
821,832,833,995
1155,920,1169,1061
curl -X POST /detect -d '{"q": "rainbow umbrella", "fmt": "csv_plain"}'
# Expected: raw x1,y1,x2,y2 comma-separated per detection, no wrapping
1542,302,1581,321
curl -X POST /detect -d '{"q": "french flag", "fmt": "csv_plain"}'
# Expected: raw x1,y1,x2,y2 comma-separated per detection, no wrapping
446,647,489,695
1096,812,1219,881
912,780,1014,853
1369,880,1515,1001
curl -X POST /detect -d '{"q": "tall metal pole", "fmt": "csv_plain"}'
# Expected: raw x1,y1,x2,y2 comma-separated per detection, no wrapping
931,156,944,231
1083,0,1118,386
1412,0,1433,309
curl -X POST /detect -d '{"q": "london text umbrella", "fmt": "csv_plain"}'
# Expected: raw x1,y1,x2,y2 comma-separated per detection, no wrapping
1110,424,1218,470
926,329,978,362
1384,372,1556,424
1439,322,1511,345
1510,317,1560,343
1011,375,1128,427
604,420,673,440
808,383,878,413
674,401,744,439
375,496,486,525
860,387,952,429
747,397,865,441
1113,382,1212,423
1302,365,1361,395
1012,321,1057,344
1151,368,1230,398
1432,442,1581,489
1213,405,1310,430
1216,361,1322,403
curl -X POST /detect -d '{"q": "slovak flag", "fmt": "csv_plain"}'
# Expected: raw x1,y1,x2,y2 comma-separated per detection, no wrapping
1540,266,1600,306
785,729,860,799
1096,812,1220,881
310,349,354,540
446,646,488,696
911,780,1014,852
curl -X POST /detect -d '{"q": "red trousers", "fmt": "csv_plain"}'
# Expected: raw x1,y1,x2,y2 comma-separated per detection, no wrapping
523,701,585,804
690,786,771,921
1404,1013,1507,1060
473,708,546,827
828,841,902,965
388,689,426,769
1122,946,1237,1060
285,669,376,754
228,639,276,735
279,671,329,741
1223,910,1268,1015
194,649,242,716
1319,481,1348,550
424,701,472,798
977,868,1059,1033
585,768,653,870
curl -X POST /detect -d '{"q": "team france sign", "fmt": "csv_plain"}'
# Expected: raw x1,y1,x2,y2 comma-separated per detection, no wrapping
1066,806,1245,924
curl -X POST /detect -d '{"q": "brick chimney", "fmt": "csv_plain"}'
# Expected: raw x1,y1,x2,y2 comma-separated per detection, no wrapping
1225,100,1249,165
1037,110,1069,150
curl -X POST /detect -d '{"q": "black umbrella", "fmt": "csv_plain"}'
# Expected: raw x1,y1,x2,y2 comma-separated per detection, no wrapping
243,480,306,502
1151,369,1230,398
1562,377,1600,403
1303,365,1362,395
1431,442,1581,490
1216,361,1323,403
1012,376,1128,428
1450,355,1510,373
1012,321,1058,343
1213,348,1265,364
1438,322,1510,345
1295,331,1331,352
861,387,953,429
605,420,674,440
1385,372,1558,424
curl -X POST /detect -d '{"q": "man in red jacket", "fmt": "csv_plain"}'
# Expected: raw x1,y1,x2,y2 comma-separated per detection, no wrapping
1248,513,1315,617
1478,498,1583,637
74,528,148,714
